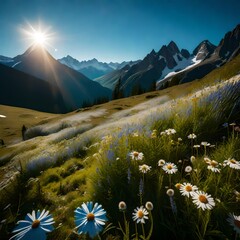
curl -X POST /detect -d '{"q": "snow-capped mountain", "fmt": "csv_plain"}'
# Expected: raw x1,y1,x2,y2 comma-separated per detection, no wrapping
1,45,111,112
95,24,239,95
95,40,197,95
58,55,139,79
156,24,240,89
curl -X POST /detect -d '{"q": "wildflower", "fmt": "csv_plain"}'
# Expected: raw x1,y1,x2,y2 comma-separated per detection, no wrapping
162,162,178,174
175,183,182,189
204,157,211,164
129,151,144,161
145,202,154,211
193,145,200,148
201,142,211,146
185,166,193,173
229,123,236,126
188,133,197,139
158,159,166,167
190,156,196,163
160,131,166,136
151,129,157,138
132,206,149,224
139,164,152,174
227,213,240,234
165,128,176,135
75,202,108,238
207,160,221,173
234,126,240,132
234,190,240,202
191,191,215,210
178,138,182,142
180,183,198,198
132,132,139,137
10,209,54,240
224,158,240,169
118,201,127,211
166,189,175,197
222,122,228,128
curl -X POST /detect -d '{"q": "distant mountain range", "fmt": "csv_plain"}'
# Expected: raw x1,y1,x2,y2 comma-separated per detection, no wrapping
95,24,240,95
0,46,111,113
0,24,239,113
58,56,140,79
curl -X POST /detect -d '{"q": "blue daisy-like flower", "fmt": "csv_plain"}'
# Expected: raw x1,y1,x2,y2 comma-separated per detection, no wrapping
75,201,108,238
10,209,54,240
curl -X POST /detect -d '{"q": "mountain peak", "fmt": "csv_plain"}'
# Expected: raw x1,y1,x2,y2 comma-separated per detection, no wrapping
193,40,216,60
150,49,156,55
167,41,180,54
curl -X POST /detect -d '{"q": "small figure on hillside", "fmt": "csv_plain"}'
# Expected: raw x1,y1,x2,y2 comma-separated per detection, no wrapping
22,125,27,141
0,139,4,146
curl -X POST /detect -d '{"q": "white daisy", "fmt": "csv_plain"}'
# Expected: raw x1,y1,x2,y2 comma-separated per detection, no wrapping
191,191,215,210
207,160,221,173
165,128,176,135
139,164,152,174
224,158,240,169
180,183,198,198
162,162,178,174
201,142,211,147
158,159,166,167
145,202,154,211
188,133,197,139
185,166,193,173
175,183,182,190
190,156,196,163
166,189,175,197
227,213,240,234
129,151,144,161
193,145,201,148
132,206,149,224
118,201,127,211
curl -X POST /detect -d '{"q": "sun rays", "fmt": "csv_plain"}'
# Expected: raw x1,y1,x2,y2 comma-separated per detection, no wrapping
20,21,56,49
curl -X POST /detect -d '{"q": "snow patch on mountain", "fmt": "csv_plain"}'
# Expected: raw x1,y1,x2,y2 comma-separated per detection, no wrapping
158,56,202,82
12,61,21,68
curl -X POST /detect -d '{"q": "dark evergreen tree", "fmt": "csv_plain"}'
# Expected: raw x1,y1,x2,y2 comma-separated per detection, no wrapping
112,77,124,100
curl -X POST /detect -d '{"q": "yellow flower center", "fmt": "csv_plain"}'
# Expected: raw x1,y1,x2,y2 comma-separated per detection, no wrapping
175,183,181,189
230,159,236,164
185,185,192,192
133,152,139,157
87,213,95,221
210,161,218,167
167,165,173,170
137,210,144,219
119,202,126,209
32,220,40,229
234,219,240,229
199,194,208,204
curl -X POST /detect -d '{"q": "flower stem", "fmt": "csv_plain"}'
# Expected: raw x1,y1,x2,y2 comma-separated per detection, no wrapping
141,222,146,239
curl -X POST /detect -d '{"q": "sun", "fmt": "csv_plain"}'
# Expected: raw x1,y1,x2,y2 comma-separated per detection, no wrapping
20,21,56,48
32,31,47,45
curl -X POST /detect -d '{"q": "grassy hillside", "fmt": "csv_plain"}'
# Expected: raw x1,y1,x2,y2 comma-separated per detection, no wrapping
0,55,240,240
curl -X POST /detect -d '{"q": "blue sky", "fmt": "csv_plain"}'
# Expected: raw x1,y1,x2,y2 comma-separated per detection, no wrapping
0,0,239,62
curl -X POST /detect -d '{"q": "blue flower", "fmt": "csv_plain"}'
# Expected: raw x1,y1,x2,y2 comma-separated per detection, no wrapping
75,202,108,238
10,209,54,240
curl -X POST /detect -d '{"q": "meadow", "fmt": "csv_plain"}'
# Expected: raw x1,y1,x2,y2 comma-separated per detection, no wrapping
0,56,240,239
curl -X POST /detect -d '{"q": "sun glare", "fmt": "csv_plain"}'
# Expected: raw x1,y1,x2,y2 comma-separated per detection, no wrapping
20,21,56,49
32,31,47,45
